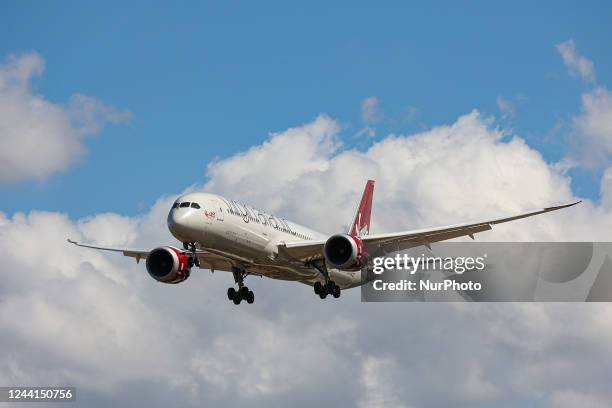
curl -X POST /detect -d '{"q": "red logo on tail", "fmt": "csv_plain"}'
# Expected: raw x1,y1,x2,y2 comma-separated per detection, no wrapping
349,180,375,237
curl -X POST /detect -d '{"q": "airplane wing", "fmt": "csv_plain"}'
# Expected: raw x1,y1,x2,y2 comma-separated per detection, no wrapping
278,201,581,262
66,239,236,272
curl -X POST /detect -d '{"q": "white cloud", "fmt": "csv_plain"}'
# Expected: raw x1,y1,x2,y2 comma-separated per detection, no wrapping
203,110,610,241
68,93,131,134
191,316,355,397
555,41,612,167
361,96,382,124
2,113,612,406
546,389,611,408
0,52,130,184
601,167,612,210
358,356,410,408
571,86,612,167
204,114,340,211
354,126,376,139
0,211,187,391
556,40,595,82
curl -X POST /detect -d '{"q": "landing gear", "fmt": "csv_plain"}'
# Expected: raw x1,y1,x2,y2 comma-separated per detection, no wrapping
183,241,197,251
187,257,200,268
332,284,341,298
183,242,200,268
314,280,341,299
310,260,341,300
227,285,254,304
227,267,255,305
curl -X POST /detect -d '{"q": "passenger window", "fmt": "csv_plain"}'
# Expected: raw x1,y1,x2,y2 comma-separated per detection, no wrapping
190,202,201,209
180,202,190,208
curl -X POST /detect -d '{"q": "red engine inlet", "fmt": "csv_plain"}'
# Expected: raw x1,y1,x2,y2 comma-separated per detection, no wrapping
145,246,190,284
323,234,365,270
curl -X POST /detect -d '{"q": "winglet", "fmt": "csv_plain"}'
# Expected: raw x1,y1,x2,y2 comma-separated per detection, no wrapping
543,200,582,211
349,180,375,237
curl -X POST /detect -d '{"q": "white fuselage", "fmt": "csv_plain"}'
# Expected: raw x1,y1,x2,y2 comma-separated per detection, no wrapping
166,192,362,288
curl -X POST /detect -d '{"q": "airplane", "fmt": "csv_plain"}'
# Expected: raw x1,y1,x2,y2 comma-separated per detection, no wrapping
68,180,580,305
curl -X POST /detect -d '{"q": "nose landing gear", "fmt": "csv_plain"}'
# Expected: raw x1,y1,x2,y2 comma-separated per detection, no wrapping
228,267,254,305
183,241,196,251
183,242,200,268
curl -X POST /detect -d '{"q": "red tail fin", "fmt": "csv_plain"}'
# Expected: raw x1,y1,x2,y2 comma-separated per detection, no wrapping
349,180,375,237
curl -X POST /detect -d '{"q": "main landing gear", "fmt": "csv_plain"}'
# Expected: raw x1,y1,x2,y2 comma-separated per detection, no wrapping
309,261,341,300
314,280,341,299
227,267,255,305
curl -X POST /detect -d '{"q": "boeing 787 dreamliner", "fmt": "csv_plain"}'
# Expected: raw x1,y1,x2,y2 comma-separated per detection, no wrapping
69,180,579,304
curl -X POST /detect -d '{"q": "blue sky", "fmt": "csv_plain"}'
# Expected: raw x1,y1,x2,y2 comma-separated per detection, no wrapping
1,1,611,218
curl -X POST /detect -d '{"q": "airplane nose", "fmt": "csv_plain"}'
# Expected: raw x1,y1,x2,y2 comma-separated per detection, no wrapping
167,208,191,238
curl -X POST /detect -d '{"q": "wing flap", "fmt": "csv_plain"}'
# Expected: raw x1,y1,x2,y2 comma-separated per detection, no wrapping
278,240,326,263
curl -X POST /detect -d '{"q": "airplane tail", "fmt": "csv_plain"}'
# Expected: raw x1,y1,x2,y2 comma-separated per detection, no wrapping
348,180,375,238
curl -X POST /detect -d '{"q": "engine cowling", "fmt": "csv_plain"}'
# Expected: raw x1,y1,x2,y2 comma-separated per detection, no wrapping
323,234,365,270
145,246,190,284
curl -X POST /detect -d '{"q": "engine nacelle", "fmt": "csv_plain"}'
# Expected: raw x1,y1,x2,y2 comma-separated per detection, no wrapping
323,234,365,270
145,246,190,284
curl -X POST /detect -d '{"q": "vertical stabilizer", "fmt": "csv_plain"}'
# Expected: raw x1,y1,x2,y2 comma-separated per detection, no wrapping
349,180,375,237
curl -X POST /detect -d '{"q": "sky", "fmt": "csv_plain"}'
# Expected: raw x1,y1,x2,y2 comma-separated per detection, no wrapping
0,1,611,218
1,2,612,407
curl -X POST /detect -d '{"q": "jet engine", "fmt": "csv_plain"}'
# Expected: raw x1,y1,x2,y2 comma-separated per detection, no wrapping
323,234,365,270
145,246,191,284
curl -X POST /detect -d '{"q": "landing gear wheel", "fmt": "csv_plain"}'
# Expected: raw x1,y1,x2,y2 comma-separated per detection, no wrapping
194,258,200,267
229,267,255,305
326,281,337,295
227,287,236,301
314,281,323,295
332,285,341,298
319,291,327,299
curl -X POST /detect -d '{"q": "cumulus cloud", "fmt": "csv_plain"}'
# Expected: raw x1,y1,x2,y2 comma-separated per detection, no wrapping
0,52,130,184
2,113,612,406
204,111,610,241
553,41,612,167
601,167,612,210
361,96,382,124
205,114,340,211
570,86,612,167
546,389,611,408
556,40,595,82
358,356,410,408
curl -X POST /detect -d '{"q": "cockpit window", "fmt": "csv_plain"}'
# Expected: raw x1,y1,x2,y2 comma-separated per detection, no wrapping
190,202,201,209
179,202,190,208
172,202,179,209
